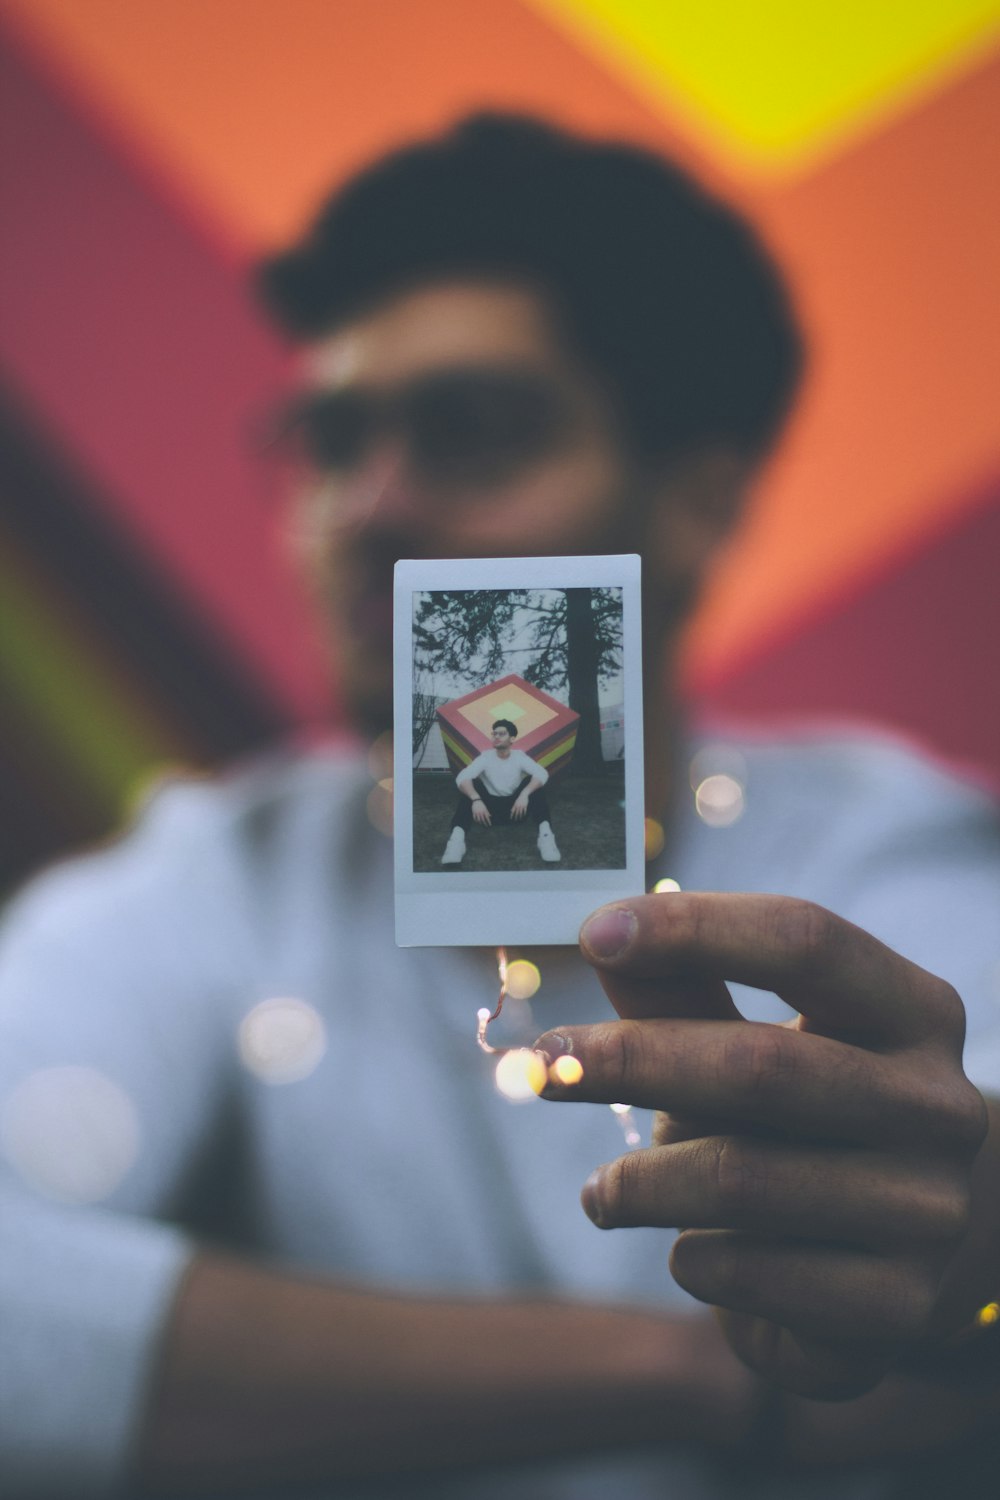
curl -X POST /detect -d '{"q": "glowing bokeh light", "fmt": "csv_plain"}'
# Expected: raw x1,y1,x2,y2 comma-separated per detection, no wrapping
609,1101,642,1147
366,778,394,837
505,959,541,1001
975,1302,1000,1328
694,773,745,827
366,731,394,783
549,1055,584,1086
494,1049,547,1102
0,1065,140,1204
644,817,665,861
238,997,327,1085
652,877,681,894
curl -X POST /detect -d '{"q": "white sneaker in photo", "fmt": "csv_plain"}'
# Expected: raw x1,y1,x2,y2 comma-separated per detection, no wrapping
441,828,466,864
537,824,561,862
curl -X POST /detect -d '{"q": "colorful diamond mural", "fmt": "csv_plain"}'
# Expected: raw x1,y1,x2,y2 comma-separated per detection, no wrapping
437,675,580,778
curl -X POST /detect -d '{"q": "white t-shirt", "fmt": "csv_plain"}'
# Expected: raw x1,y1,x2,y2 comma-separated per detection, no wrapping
456,747,548,797
1,725,998,1499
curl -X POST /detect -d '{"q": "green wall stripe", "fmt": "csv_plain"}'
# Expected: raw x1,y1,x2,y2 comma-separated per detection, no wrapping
439,727,471,765
0,538,178,817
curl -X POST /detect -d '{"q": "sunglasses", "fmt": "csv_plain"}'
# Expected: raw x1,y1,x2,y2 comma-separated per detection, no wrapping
274,368,579,489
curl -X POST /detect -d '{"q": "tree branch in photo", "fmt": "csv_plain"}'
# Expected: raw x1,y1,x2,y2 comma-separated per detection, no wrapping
414,589,624,776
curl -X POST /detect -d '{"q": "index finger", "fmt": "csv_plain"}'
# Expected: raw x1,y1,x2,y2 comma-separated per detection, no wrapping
579,893,963,1047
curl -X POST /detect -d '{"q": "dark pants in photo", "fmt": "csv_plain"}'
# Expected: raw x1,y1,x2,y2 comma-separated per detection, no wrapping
450,776,553,832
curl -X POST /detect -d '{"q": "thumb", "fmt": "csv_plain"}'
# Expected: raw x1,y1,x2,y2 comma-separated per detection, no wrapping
579,900,741,1022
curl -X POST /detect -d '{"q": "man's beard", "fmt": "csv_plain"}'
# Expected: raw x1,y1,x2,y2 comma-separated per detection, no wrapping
349,681,394,738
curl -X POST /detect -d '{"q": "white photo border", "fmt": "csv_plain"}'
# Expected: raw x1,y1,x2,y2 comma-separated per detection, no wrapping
394,554,644,946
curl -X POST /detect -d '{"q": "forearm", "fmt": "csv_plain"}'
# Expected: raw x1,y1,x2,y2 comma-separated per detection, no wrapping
137,1253,756,1494
457,778,481,802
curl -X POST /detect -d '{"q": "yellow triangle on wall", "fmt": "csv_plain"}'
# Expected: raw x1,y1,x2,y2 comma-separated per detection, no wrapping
529,0,1000,175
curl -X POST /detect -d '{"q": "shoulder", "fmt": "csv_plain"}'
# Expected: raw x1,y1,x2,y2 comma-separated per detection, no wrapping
743,725,997,868
675,719,1000,1056
0,745,370,974
681,718,998,870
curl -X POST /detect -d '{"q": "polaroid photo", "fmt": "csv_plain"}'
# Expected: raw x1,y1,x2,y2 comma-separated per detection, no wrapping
394,555,644,946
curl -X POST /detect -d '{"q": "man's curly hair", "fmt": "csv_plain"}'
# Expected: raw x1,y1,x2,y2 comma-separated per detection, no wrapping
259,113,803,463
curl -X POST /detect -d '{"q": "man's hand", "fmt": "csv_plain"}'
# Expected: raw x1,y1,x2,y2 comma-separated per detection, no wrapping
511,792,530,821
472,798,492,826
534,893,989,1400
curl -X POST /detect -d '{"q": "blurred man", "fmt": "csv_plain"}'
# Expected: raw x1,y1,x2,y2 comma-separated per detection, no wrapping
1,116,999,1500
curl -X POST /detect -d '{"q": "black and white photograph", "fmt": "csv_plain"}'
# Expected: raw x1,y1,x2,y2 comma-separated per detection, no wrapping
413,585,626,872
394,555,643,946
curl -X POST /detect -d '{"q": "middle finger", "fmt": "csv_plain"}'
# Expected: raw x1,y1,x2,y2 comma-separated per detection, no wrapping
534,1018,965,1149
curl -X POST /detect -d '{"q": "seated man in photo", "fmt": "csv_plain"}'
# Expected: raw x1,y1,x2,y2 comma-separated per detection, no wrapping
442,718,561,863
